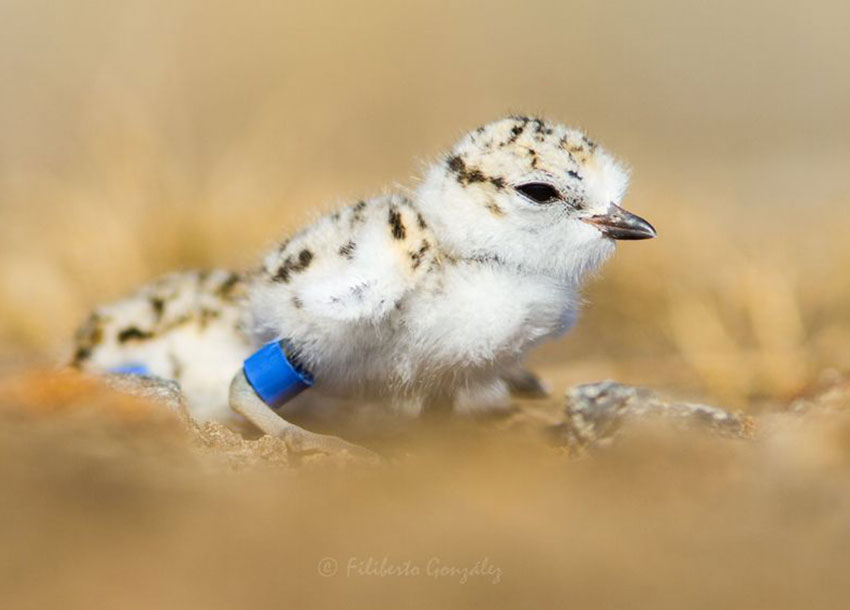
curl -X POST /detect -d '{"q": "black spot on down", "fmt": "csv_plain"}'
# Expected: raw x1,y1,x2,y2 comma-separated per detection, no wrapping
273,248,315,283
388,207,406,240
118,327,153,343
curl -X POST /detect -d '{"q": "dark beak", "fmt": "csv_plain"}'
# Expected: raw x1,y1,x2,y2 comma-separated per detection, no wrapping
582,204,657,240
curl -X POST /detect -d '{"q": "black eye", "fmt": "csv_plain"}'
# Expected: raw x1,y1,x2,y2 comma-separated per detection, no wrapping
515,182,561,204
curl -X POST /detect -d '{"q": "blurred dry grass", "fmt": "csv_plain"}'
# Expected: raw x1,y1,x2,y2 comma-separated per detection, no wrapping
1,1,850,607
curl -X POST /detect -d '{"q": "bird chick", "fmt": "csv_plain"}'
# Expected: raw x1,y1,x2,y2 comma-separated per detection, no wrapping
72,116,655,454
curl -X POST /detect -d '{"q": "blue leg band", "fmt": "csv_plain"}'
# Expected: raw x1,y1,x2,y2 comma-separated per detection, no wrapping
109,363,150,375
243,341,314,408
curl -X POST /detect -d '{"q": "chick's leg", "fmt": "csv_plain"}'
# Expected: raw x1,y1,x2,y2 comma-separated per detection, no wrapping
501,365,552,398
228,370,378,461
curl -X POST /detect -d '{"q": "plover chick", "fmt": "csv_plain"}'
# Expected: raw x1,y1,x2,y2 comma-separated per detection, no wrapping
72,116,656,456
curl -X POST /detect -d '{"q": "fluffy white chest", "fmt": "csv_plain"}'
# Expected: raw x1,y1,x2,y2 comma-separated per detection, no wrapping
404,262,577,371
276,260,577,402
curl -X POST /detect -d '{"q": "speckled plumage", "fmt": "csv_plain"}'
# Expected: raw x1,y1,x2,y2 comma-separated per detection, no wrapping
72,116,654,427
72,270,254,422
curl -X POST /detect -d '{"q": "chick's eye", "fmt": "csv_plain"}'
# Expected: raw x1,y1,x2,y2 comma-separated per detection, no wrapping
515,182,561,204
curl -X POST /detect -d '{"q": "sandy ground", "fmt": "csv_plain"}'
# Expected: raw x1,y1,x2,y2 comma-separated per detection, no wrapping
2,367,850,610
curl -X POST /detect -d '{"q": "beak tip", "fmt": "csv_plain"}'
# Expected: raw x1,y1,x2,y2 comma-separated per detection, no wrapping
619,221,657,240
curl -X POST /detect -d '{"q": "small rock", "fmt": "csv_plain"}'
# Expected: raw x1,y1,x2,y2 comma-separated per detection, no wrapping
552,380,755,452
102,373,194,427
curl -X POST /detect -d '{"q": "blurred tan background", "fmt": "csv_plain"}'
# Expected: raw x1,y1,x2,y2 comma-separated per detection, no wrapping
1,0,849,404
4,3,850,609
